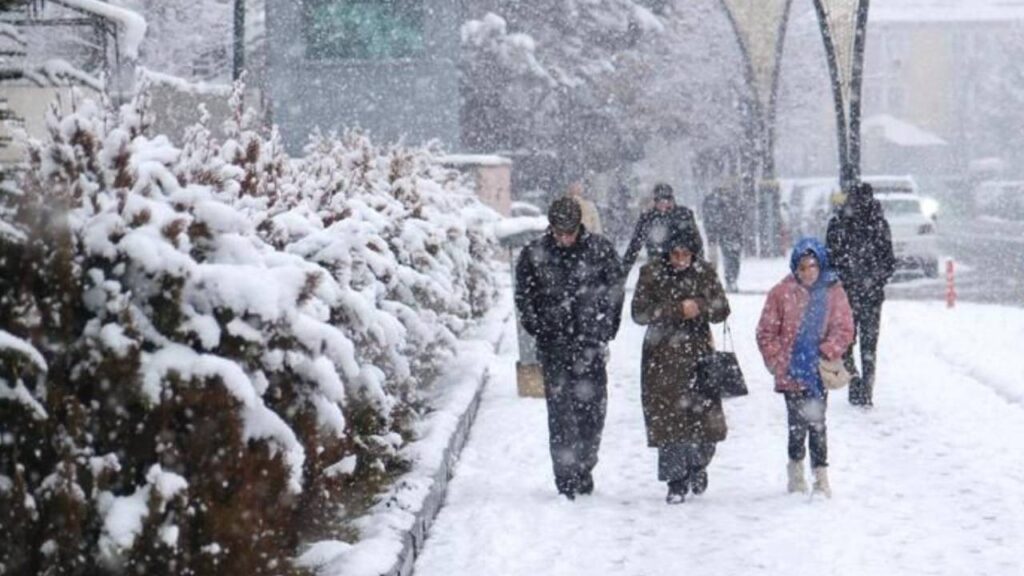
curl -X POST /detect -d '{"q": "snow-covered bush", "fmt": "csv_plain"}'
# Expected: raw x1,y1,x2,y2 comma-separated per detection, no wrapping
0,82,499,574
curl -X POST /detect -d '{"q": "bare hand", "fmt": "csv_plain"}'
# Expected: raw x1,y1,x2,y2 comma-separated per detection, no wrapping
681,299,700,319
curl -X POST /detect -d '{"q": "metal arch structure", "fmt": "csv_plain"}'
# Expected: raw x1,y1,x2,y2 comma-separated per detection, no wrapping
717,0,794,255
718,0,794,180
811,0,871,192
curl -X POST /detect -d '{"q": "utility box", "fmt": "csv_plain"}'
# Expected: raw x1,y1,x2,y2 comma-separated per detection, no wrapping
494,215,549,398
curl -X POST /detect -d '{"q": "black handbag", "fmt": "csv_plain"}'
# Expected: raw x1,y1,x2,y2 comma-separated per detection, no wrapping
695,323,748,399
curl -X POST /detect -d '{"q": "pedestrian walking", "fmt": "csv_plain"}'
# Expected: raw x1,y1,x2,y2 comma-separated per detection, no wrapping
631,227,730,504
514,197,625,500
825,182,896,407
702,183,745,292
567,180,603,235
622,183,703,273
755,237,854,497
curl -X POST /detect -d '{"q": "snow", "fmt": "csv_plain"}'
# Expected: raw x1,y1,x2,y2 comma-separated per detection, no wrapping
437,154,512,167
98,488,148,557
863,114,948,147
303,289,512,576
492,216,548,243
25,59,104,91
871,0,1024,23
412,259,1024,576
141,344,306,493
0,329,47,371
139,68,232,97
53,0,147,61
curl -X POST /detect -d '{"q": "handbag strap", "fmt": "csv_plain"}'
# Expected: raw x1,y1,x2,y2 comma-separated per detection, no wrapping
720,321,735,353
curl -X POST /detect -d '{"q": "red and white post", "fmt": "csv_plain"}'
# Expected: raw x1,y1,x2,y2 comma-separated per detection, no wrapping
945,259,957,309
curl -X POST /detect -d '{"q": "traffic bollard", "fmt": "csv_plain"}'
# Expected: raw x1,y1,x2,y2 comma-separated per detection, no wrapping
946,259,956,309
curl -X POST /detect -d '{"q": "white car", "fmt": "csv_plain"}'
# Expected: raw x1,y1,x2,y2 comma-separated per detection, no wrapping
876,193,941,278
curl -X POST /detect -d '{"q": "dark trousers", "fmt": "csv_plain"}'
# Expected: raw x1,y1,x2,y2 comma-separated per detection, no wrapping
657,442,716,482
721,239,742,288
540,345,608,494
785,392,828,468
844,296,883,405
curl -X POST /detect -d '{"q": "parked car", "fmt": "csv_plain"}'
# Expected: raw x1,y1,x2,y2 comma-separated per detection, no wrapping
862,174,919,196
781,175,920,240
876,193,941,278
780,178,839,239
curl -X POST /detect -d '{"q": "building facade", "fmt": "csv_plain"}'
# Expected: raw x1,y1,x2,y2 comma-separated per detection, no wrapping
266,0,464,154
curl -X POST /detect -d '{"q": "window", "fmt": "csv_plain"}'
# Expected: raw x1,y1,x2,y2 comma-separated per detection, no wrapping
878,198,921,216
304,0,425,60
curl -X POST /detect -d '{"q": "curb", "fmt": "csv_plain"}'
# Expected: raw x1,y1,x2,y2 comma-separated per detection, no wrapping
381,367,491,576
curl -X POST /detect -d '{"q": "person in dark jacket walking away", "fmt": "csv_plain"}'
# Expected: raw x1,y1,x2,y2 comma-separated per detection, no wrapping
702,183,745,293
622,183,703,273
515,197,625,500
756,237,854,497
825,182,896,407
631,228,730,504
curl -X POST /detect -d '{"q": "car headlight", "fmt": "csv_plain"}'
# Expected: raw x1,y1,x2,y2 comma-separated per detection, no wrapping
920,197,940,219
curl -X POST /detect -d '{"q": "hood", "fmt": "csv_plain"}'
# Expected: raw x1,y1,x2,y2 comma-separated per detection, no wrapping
789,237,837,285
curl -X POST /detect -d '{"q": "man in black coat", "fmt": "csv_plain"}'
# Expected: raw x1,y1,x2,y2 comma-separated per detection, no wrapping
515,197,625,500
622,183,703,273
826,182,896,407
702,184,745,292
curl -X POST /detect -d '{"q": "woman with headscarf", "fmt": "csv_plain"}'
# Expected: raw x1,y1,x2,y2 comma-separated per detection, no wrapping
631,228,730,504
756,237,854,497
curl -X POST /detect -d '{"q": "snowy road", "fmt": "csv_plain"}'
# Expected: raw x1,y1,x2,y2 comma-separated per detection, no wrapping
414,263,1024,576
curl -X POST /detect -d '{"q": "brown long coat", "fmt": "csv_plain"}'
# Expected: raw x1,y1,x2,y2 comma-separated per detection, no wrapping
631,258,731,447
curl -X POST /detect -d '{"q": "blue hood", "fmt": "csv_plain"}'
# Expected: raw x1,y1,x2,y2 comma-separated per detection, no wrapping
789,237,836,286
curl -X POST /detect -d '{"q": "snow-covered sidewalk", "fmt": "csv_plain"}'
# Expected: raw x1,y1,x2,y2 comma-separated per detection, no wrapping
414,261,1024,576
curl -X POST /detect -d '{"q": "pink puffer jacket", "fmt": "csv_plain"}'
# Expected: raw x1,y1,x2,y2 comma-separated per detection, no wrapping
755,275,855,393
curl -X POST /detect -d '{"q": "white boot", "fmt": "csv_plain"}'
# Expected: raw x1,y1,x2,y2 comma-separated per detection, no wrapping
812,467,832,498
787,460,808,494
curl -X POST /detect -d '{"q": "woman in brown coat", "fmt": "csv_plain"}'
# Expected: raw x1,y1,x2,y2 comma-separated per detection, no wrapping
631,229,731,504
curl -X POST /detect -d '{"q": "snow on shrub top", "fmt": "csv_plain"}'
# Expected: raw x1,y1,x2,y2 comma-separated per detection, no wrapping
0,80,501,572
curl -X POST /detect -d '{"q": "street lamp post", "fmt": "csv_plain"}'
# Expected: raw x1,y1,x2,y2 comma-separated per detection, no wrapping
811,0,871,193
718,0,794,256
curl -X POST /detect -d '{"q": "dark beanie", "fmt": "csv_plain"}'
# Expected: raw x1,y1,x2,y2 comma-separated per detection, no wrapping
548,196,582,233
668,228,701,254
653,182,674,200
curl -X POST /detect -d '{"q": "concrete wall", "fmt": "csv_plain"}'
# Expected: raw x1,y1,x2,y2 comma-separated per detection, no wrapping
0,85,101,165
441,155,512,216
0,82,263,167
266,0,463,155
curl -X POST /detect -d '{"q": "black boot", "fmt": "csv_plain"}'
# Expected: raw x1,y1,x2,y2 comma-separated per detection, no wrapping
577,471,594,496
666,479,687,504
849,376,866,406
689,468,708,495
556,475,576,501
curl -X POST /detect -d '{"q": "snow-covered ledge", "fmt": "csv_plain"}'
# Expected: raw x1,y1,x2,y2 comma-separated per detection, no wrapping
51,0,147,61
297,290,513,576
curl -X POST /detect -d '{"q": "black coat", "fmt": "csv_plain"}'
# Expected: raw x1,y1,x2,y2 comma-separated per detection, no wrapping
515,228,625,353
623,205,703,270
702,189,744,246
825,194,896,304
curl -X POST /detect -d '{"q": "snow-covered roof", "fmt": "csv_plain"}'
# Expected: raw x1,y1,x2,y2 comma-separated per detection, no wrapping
863,114,947,147
52,0,147,60
140,68,232,97
870,0,1024,23
438,154,513,167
